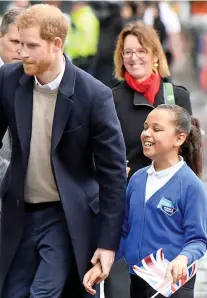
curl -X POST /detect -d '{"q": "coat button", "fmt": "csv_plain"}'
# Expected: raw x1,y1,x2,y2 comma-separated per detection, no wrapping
17,200,20,206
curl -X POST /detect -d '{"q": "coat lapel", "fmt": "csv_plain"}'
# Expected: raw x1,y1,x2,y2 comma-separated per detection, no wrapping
133,80,165,108
14,73,34,167
51,57,76,152
133,92,154,109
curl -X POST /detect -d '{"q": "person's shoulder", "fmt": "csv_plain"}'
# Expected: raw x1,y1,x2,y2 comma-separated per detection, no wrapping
112,80,128,92
127,166,149,196
112,80,133,104
0,61,24,78
1,61,23,73
179,164,206,194
129,166,149,185
169,82,192,114
163,79,189,97
75,65,111,93
172,84,190,99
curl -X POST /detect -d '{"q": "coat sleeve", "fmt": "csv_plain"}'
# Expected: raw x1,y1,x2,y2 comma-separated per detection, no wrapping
90,85,127,250
179,180,207,264
174,86,192,115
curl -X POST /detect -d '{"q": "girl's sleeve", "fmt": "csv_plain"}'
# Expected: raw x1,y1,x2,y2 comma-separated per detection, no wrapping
180,181,207,264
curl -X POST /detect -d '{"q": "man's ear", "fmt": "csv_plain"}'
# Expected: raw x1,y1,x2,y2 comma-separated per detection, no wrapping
53,37,63,52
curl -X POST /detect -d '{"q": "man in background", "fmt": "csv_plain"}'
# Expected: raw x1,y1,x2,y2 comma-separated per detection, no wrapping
0,7,23,184
65,1,99,73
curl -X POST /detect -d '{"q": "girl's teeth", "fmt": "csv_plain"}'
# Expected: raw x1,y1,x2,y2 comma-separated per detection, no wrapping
144,142,154,146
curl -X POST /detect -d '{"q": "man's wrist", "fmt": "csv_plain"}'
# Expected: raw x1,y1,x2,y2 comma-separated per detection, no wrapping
97,248,115,252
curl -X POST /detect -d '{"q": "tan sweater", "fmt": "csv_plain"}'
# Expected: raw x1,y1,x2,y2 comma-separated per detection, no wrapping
24,85,59,203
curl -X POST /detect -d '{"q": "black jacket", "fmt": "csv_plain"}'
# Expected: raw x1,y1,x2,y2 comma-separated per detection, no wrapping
112,80,192,178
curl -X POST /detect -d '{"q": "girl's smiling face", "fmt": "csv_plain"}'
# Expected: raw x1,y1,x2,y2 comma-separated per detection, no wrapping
141,109,187,164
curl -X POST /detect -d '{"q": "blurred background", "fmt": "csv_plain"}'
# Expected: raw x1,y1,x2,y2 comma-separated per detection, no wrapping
0,1,207,297
0,1,206,92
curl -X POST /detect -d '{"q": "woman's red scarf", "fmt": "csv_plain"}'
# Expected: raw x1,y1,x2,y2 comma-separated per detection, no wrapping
125,71,161,105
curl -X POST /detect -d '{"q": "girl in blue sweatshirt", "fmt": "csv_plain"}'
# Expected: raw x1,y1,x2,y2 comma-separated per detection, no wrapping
120,104,207,298
83,104,207,297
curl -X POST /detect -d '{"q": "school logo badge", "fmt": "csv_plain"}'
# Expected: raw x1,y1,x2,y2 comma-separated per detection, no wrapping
157,197,177,216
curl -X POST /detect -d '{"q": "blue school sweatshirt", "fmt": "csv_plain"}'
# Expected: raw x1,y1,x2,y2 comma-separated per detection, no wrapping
117,163,207,273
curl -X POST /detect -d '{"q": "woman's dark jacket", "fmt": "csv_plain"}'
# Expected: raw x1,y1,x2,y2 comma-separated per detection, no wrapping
112,80,192,178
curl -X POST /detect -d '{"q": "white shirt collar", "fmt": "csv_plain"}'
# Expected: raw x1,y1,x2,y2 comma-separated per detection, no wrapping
147,156,184,177
34,57,65,91
0,57,4,67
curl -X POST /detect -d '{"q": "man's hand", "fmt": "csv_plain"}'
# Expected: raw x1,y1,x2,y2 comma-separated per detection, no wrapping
91,248,115,282
165,255,188,283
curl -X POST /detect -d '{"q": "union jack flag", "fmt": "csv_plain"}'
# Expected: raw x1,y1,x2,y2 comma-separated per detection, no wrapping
132,248,197,297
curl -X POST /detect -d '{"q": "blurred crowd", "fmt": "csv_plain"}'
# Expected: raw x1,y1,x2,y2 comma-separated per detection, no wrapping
0,0,184,88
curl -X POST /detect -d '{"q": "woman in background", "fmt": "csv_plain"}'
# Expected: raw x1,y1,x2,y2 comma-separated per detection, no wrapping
113,22,192,178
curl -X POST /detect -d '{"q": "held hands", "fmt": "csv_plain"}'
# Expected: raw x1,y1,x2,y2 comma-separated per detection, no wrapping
165,255,188,283
91,248,115,282
83,249,115,295
83,262,102,295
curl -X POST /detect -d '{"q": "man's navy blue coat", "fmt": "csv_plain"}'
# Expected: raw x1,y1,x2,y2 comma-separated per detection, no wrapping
0,57,127,296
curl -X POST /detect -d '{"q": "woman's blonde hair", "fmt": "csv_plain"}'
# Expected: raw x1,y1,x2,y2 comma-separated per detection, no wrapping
114,21,170,80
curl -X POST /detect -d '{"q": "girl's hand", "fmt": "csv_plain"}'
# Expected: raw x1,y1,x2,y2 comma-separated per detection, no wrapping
83,262,102,295
165,255,188,283
126,160,130,177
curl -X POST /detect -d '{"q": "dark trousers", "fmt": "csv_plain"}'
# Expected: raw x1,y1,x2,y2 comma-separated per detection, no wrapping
104,257,130,298
130,274,196,298
2,202,74,298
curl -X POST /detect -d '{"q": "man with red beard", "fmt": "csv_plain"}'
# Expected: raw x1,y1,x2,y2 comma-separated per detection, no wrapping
0,4,126,298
